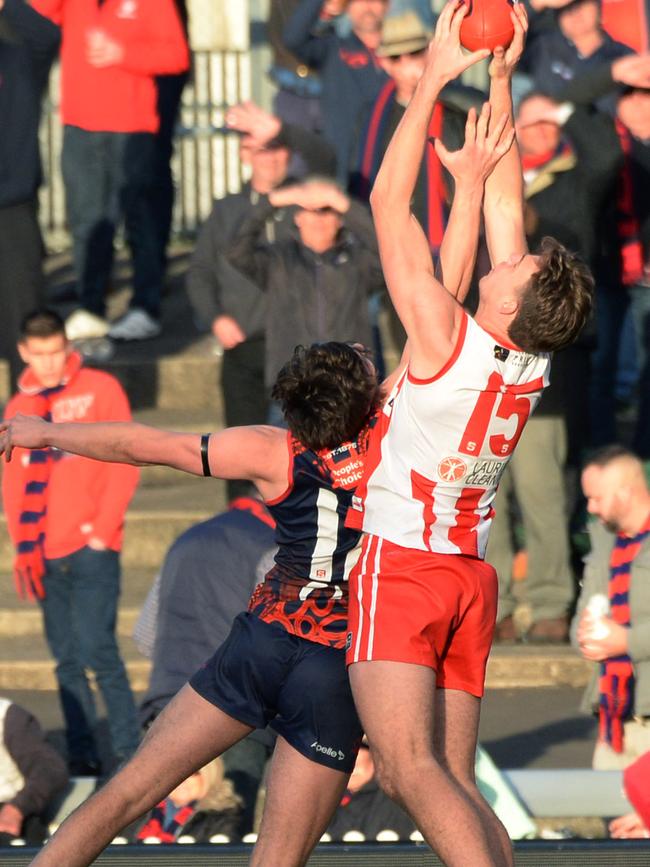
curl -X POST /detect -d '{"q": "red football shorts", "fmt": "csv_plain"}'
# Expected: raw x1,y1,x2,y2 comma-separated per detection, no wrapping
346,534,498,697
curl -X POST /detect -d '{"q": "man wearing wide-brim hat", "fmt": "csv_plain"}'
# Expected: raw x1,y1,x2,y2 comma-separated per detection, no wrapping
350,9,485,350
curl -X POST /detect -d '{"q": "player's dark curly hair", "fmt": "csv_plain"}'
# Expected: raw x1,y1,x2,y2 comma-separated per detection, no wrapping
272,342,382,451
508,237,594,353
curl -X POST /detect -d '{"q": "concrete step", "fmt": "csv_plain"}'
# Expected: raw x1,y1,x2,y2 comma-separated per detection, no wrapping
0,246,227,414
0,476,227,571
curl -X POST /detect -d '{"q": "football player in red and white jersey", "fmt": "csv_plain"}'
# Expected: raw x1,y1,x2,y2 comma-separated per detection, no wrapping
345,3,593,866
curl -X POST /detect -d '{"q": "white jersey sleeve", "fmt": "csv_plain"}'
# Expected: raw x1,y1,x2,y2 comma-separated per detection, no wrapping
347,312,551,558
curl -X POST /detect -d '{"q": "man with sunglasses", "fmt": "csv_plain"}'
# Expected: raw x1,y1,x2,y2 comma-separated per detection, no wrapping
351,8,484,348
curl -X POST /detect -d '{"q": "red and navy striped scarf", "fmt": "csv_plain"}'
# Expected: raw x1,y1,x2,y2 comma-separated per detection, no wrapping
136,798,197,843
11,352,82,599
615,118,645,287
599,516,650,751
356,80,447,254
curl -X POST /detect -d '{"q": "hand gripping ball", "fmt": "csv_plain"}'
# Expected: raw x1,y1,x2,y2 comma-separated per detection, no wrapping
459,0,515,52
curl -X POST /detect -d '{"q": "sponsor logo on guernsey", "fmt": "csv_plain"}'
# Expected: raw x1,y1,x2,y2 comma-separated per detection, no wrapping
330,459,365,488
465,459,507,488
350,495,364,512
437,456,467,483
345,631,353,651
311,741,345,761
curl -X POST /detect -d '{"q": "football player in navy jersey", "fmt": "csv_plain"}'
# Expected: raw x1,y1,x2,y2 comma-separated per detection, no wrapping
2,340,385,867
1,80,517,867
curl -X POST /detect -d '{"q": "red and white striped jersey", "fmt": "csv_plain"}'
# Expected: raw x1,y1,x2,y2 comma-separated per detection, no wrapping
347,312,551,558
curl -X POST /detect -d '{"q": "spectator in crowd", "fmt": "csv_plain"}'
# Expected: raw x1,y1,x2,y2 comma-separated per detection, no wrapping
0,0,59,390
284,0,389,181
268,0,323,135
610,750,650,838
519,0,633,110
1,310,140,776
31,0,189,343
226,176,382,413
326,741,415,841
556,55,650,453
350,8,484,348
186,101,336,494
136,496,277,839
572,446,650,769
134,758,242,844
488,90,620,643
148,0,190,273
0,696,69,845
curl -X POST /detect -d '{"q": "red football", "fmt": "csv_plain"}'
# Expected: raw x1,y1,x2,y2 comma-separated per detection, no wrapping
459,0,515,52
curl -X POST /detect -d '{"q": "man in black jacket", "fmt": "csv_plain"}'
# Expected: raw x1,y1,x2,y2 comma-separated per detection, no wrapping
284,0,389,181
186,101,336,496
0,0,59,390
226,175,383,417
556,55,650,455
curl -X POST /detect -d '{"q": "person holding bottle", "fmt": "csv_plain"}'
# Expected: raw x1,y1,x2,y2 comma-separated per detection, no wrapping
572,445,650,769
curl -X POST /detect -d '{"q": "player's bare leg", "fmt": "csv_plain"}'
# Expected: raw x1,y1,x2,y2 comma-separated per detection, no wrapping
433,688,514,865
30,685,253,867
251,735,350,867
349,660,506,867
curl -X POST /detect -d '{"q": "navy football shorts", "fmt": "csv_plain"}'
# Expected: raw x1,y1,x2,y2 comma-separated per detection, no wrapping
189,612,362,773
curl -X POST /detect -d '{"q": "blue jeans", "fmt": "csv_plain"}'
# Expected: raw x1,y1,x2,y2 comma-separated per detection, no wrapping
589,283,638,447
40,546,140,764
61,126,162,318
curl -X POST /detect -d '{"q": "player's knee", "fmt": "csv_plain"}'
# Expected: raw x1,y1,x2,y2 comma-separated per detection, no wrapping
372,754,403,802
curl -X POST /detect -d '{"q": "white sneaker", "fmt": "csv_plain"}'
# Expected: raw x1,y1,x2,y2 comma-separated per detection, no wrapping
65,309,110,341
108,309,162,341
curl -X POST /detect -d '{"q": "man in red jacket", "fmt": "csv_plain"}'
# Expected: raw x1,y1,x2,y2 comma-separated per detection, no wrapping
32,0,189,342
2,309,140,774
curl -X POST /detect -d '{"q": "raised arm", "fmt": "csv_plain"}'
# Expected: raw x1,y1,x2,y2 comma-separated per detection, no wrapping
483,3,529,266
0,417,289,500
436,104,514,302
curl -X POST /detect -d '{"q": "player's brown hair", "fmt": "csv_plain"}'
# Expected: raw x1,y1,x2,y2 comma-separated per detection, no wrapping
508,237,593,353
272,342,382,451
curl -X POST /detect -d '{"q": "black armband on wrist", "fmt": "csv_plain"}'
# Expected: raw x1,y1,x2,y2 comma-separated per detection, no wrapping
200,433,212,477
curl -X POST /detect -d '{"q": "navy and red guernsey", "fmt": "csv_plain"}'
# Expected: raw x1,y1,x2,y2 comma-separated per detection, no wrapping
248,423,375,649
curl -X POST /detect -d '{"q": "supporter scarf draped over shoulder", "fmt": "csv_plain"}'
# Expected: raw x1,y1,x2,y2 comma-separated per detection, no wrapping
7,351,82,600
599,517,650,751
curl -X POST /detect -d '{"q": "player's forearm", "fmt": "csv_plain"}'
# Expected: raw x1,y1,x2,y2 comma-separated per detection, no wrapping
438,180,484,301
42,421,201,474
370,73,444,214
483,75,525,249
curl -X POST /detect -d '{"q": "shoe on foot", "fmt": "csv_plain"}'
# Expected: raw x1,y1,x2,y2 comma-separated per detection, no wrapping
526,616,569,644
108,308,161,341
65,309,109,341
493,614,518,644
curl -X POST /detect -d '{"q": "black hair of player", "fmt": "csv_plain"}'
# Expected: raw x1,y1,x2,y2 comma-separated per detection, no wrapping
272,342,382,451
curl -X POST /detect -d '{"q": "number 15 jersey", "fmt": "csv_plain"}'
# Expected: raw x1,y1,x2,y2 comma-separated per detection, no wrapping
346,312,551,558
